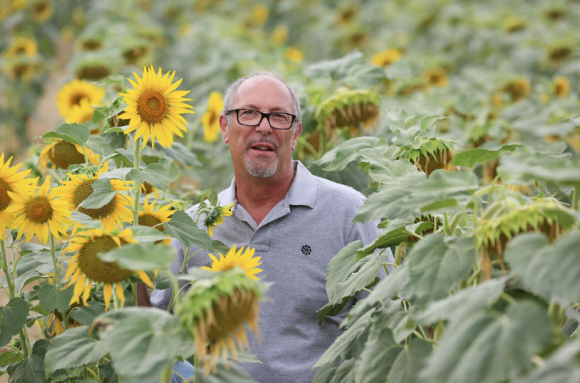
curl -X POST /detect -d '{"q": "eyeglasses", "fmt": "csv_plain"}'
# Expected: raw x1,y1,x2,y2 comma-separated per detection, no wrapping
226,108,296,130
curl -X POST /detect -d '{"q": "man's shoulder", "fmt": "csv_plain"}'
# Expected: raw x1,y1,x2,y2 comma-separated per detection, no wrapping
312,174,367,206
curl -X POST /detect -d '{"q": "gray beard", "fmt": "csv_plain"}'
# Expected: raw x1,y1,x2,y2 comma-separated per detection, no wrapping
245,156,278,178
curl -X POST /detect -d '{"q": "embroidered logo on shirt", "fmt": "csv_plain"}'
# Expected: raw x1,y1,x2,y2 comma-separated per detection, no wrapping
301,245,312,255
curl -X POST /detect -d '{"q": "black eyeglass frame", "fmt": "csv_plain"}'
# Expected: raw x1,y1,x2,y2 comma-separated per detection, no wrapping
226,108,297,130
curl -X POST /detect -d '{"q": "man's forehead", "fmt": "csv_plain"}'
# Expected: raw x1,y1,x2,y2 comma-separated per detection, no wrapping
234,75,293,109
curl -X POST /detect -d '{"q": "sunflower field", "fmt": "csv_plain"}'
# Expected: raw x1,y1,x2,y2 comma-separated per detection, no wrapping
1,0,580,382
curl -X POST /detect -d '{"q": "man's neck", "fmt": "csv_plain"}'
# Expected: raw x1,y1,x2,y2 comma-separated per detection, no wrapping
235,164,296,225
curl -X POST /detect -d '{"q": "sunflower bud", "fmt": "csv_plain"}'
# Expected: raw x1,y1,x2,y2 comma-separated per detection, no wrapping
475,197,573,279
398,138,455,176
315,89,380,133
177,269,264,374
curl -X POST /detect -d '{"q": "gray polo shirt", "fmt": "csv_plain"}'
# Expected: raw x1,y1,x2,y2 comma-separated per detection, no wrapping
151,160,389,383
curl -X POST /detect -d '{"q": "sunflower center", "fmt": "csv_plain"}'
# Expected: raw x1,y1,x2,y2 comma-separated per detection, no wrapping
137,90,168,124
74,180,118,219
71,94,88,107
138,213,164,231
0,178,13,212
78,236,133,283
25,196,53,223
47,141,86,170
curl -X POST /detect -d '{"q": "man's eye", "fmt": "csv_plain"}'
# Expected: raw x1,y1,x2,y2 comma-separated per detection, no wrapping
241,110,258,116
271,113,290,122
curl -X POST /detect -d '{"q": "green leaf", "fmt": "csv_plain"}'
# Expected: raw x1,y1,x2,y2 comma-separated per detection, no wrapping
420,198,458,213
452,145,520,168
42,123,90,146
498,153,580,186
389,312,416,343
420,115,445,132
414,277,507,325
357,226,411,258
112,148,146,167
314,308,375,368
0,351,23,372
325,241,387,305
45,326,106,374
505,232,580,305
96,308,194,382
407,235,476,303
305,51,363,80
518,340,580,383
70,211,100,227
355,149,419,184
195,360,258,383
15,270,44,293
311,364,337,383
423,301,552,383
38,284,74,314
164,211,215,252
8,356,46,383
77,179,116,209
330,359,355,383
126,225,170,244
98,168,133,181
69,301,105,325
98,243,176,271
0,297,29,348
355,316,403,383
161,142,201,166
315,137,385,172
130,163,170,191
384,338,432,383
347,264,411,325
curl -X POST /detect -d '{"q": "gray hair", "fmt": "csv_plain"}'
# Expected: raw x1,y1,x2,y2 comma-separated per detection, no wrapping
222,71,302,132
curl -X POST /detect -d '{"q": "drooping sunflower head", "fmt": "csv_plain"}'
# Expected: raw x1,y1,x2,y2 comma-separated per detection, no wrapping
202,245,263,281
315,88,381,134
56,162,133,230
503,16,527,33
0,153,32,239
4,36,38,58
551,77,571,99
29,0,53,22
138,197,174,245
475,196,574,279
120,66,195,148
501,77,531,102
74,54,117,81
422,68,449,87
46,303,83,336
398,138,455,176
6,176,71,244
203,202,234,238
548,45,572,66
63,227,153,310
371,49,403,68
140,182,156,195
38,139,100,172
56,79,105,120
122,44,150,66
201,91,224,143
176,268,263,374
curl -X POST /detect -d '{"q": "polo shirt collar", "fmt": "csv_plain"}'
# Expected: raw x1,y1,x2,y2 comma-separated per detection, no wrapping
218,160,317,209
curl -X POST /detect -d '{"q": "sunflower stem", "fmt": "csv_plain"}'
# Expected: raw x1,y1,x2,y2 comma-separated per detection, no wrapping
49,233,61,286
572,185,580,211
133,137,142,226
194,355,200,383
0,239,15,298
19,329,30,359
131,283,138,307
160,363,173,383
394,244,402,266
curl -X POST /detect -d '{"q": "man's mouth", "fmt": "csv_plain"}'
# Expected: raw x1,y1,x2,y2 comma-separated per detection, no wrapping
249,142,276,152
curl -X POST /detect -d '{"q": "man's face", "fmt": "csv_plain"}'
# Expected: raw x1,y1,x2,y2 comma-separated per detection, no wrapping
219,76,302,179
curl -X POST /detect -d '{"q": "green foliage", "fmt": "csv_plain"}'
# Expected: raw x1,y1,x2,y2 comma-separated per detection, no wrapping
98,243,176,271
42,123,90,147
45,326,107,374
0,298,29,348
164,211,215,252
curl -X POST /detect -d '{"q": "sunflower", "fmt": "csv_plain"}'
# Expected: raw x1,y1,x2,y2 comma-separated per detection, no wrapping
137,197,174,245
6,176,71,245
29,0,53,22
74,54,116,81
371,49,402,67
202,245,262,281
315,88,380,133
56,79,105,120
176,263,263,374
251,3,268,25
4,37,37,58
65,98,95,124
397,138,455,177
204,202,234,238
62,227,153,310
38,139,100,172
475,197,572,279
0,154,32,239
56,163,133,230
140,182,156,195
502,77,531,102
201,91,223,143
119,66,195,149
552,77,570,99
271,25,288,44
422,68,449,87
46,304,82,336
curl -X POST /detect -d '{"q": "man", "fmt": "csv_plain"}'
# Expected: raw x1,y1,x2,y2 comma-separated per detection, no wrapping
149,72,389,382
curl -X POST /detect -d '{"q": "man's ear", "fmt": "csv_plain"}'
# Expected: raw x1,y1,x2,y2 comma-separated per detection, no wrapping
219,114,229,144
291,121,302,151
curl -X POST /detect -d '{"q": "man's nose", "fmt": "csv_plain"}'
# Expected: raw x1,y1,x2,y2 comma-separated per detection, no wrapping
255,115,273,135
